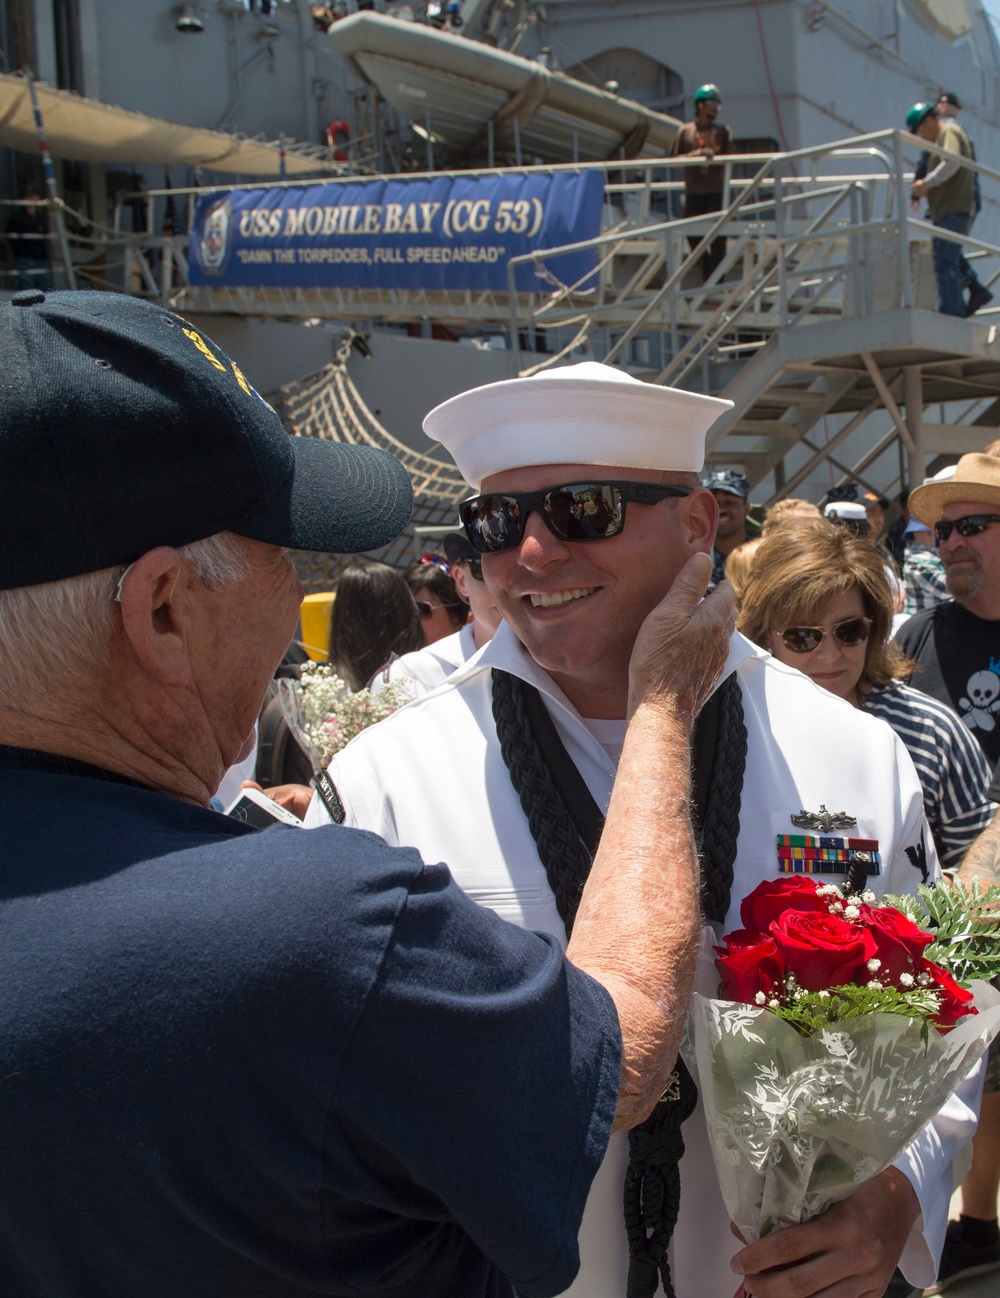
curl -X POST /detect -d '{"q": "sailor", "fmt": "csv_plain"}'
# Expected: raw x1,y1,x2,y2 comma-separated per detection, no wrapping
824,498,871,539
372,530,501,697
305,362,978,1298
704,467,753,585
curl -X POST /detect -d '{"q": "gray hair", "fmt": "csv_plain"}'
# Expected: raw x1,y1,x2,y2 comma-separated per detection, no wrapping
0,532,253,709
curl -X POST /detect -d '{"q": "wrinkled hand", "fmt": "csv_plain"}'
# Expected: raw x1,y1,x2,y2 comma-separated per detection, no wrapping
240,780,314,820
731,1168,918,1298
627,552,735,723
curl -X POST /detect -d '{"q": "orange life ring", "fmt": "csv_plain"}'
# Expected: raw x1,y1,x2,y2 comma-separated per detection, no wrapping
326,119,350,162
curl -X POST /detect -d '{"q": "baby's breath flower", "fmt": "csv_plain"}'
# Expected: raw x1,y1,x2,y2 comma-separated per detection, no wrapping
844,904,861,920
292,664,415,767
754,991,766,1005
899,972,915,987
866,980,883,990
866,958,881,972
768,998,780,1008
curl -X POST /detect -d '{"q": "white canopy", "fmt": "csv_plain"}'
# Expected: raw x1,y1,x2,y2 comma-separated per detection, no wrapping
0,73,337,178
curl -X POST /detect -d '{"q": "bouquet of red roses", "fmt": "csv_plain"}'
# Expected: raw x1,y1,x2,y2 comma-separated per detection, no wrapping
689,876,1000,1250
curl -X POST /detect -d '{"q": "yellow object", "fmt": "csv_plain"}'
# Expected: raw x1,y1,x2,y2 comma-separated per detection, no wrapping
300,591,335,661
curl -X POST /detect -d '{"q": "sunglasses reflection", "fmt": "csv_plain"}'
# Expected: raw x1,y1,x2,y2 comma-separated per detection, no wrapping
933,514,1000,543
779,616,873,654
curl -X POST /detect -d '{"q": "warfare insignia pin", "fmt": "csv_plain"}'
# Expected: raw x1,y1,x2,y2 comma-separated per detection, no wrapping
790,804,858,833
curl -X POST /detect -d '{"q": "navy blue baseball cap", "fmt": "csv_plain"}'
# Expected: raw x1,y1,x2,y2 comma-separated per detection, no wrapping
0,290,412,590
704,468,750,499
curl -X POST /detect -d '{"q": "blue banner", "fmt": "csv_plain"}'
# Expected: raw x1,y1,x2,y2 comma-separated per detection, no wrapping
188,171,604,292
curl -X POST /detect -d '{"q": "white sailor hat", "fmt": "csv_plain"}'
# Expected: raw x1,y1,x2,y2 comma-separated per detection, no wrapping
824,501,868,522
423,361,733,490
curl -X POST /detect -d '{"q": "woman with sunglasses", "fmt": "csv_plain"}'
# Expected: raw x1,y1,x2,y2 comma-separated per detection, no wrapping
404,559,468,646
738,518,995,869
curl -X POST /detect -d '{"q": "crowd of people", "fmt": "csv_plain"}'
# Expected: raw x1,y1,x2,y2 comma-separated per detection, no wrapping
1,291,999,1298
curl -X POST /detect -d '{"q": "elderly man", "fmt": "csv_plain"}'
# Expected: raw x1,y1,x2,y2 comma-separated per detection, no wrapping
0,292,733,1297
306,362,977,1298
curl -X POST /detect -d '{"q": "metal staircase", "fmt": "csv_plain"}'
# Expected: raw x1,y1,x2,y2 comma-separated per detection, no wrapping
508,129,1000,496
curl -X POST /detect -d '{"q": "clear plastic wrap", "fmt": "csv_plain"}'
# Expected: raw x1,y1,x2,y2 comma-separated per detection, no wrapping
688,980,1000,1244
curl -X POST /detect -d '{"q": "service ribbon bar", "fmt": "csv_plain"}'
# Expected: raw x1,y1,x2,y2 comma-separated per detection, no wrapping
776,834,881,875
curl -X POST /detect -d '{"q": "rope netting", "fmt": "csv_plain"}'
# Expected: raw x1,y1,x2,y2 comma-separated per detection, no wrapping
282,341,469,589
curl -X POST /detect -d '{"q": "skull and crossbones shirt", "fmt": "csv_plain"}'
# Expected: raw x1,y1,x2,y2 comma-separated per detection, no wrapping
896,600,1000,768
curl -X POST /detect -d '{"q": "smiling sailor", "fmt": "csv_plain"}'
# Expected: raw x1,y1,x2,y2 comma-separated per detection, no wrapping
305,362,977,1298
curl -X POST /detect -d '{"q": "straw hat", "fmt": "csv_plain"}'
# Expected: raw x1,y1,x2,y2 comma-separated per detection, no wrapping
908,453,1000,527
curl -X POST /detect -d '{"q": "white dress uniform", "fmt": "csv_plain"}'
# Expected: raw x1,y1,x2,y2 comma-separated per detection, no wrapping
305,621,979,1297
370,621,480,698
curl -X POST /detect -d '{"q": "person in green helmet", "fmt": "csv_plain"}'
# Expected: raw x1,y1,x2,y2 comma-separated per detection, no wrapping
669,83,734,282
907,100,990,317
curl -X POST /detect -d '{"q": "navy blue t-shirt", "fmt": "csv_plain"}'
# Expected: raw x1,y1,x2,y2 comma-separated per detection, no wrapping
0,749,620,1297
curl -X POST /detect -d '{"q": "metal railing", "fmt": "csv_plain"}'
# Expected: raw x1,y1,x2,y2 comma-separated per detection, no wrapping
504,129,1000,378
10,129,999,379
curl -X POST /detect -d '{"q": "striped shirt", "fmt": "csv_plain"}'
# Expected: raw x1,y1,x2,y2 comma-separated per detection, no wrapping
902,547,950,616
863,680,997,870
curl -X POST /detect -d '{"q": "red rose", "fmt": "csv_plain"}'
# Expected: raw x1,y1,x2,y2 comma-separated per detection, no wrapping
740,877,830,934
715,929,786,1003
860,906,933,983
921,961,977,1031
768,910,878,991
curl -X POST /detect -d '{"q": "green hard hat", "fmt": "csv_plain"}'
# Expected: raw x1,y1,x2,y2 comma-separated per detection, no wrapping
694,83,722,106
906,102,936,132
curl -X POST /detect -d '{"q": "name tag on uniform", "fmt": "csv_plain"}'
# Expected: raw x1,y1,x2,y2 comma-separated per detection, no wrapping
776,834,881,876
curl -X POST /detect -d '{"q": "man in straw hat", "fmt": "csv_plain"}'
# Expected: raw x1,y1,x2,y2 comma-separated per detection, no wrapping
898,454,1000,773
897,452,1000,1296
0,291,736,1296
306,361,978,1298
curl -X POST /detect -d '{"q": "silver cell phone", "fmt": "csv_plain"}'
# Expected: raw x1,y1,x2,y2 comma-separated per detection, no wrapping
225,786,303,829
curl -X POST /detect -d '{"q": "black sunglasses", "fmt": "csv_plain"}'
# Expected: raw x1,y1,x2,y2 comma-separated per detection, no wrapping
459,481,693,554
465,555,484,581
776,616,872,655
933,514,1000,543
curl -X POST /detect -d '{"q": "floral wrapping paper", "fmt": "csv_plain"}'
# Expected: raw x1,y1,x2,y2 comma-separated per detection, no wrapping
687,980,1000,1245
